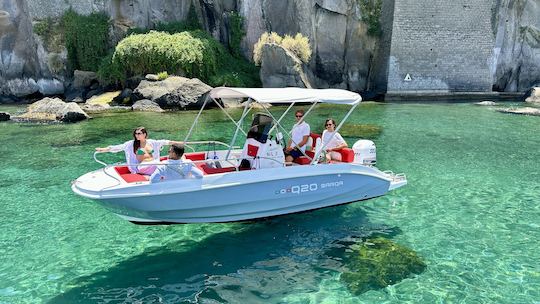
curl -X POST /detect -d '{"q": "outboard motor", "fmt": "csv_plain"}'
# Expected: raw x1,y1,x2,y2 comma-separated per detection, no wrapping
352,140,376,165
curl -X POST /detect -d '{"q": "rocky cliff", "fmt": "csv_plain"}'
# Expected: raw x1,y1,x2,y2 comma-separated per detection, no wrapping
0,0,539,99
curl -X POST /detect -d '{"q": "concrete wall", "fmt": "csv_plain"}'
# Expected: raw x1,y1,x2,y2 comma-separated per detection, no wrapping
387,0,496,93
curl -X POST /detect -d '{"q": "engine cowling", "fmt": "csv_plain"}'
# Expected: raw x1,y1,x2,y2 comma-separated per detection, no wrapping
352,140,376,165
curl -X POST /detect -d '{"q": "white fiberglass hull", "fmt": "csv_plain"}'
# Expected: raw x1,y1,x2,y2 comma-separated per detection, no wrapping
72,164,405,224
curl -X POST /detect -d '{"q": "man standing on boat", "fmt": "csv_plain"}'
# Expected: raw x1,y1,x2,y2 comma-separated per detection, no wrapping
149,144,203,182
284,109,310,163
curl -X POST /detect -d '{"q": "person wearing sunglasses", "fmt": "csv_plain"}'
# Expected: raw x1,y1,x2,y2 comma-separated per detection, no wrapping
284,109,310,163
95,126,183,174
321,118,348,162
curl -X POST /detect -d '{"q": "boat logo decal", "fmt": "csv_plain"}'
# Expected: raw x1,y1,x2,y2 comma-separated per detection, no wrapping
275,181,343,195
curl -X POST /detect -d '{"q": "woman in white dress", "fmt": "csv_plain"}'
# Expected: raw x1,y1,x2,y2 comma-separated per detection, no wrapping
321,119,348,162
95,127,183,175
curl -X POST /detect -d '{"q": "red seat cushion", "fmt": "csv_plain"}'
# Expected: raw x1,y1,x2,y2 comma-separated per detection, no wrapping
198,164,236,174
336,148,354,163
185,152,206,161
114,166,131,175
294,156,311,165
120,174,148,183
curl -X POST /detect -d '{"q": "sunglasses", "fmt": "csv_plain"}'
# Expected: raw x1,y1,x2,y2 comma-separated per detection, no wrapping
135,132,144,135
295,115,303,118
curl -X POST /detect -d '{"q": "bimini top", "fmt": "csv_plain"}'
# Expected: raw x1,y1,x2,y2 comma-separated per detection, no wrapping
209,87,362,105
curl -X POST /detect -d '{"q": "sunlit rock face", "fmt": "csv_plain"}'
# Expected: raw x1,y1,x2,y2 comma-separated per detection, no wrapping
1,0,539,98
492,0,540,92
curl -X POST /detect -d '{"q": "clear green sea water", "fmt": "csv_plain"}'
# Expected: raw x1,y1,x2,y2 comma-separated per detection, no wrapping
0,102,539,303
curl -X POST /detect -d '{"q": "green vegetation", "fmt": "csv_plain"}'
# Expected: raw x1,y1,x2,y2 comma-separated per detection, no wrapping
33,17,64,53
340,123,382,139
229,12,245,58
358,0,382,36
340,238,426,295
157,71,169,80
253,32,311,65
99,30,259,87
62,9,110,71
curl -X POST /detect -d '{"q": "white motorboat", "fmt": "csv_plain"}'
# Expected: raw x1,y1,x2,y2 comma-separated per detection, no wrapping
72,87,407,224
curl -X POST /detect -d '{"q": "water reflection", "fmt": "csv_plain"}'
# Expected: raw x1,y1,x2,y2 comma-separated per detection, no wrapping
49,206,399,303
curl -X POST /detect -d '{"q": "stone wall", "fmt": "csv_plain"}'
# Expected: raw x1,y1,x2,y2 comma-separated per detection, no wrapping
387,0,496,93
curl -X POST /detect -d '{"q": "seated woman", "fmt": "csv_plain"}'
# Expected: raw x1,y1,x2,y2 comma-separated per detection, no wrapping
95,127,183,175
321,119,348,162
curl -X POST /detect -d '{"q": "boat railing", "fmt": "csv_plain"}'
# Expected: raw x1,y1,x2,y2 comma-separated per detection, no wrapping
383,170,407,182
93,151,285,187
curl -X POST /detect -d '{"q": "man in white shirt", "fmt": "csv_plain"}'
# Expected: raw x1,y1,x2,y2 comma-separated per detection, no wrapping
284,109,310,163
149,144,204,183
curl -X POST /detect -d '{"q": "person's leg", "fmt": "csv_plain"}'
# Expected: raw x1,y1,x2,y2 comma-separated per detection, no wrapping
330,151,342,162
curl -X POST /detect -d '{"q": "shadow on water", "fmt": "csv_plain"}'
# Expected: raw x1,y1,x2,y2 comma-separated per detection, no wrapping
49,206,401,303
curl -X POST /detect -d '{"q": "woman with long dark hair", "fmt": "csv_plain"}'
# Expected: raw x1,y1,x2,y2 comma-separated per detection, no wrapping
95,127,183,174
321,118,348,162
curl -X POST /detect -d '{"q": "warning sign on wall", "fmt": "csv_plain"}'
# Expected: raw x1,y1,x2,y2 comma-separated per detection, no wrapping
404,74,412,81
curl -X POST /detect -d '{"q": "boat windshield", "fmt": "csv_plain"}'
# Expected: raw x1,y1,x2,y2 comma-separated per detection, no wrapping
247,113,273,143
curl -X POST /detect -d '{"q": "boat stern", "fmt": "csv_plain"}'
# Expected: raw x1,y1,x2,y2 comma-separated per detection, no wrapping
385,171,407,190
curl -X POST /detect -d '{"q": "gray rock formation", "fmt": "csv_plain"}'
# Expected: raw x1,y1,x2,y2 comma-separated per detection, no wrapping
493,0,540,92
260,43,313,88
73,70,98,89
132,99,164,112
133,76,212,109
1,0,539,98
498,107,540,116
475,101,498,106
0,112,10,121
15,97,89,122
37,78,64,95
0,1,43,96
525,87,540,103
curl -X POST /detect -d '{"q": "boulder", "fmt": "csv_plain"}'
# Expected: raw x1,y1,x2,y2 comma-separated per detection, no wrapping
73,70,98,89
525,87,540,103
133,76,212,109
132,99,164,112
112,88,133,105
0,112,10,121
340,238,426,295
86,91,122,106
475,101,497,106
498,107,540,116
260,43,314,88
15,97,89,123
82,103,110,112
37,78,64,96
64,86,85,103
145,74,160,81
6,78,39,97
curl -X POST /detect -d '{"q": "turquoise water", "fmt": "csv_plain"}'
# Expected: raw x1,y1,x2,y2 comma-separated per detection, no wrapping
0,102,539,303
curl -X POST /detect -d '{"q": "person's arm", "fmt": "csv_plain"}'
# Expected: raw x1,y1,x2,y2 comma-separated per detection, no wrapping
326,133,348,151
149,167,163,183
297,135,309,148
190,166,204,179
285,139,293,152
96,142,126,153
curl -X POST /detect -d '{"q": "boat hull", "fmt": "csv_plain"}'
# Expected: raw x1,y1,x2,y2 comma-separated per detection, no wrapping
72,164,402,223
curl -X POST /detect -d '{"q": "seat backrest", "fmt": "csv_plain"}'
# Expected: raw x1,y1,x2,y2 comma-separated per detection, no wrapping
309,133,321,150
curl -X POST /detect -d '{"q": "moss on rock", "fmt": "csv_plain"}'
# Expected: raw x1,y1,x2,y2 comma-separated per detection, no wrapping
340,237,426,295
